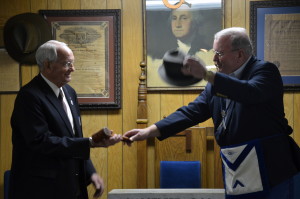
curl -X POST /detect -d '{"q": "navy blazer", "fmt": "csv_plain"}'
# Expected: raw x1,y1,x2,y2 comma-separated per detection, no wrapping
156,56,300,187
10,74,95,199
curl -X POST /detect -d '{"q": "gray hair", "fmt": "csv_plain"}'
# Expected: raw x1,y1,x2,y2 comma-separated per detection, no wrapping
35,40,69,71
214,27,253,56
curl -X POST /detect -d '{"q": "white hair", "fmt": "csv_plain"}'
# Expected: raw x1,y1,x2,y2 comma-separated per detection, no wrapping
214,27,253,56
35,40,70,71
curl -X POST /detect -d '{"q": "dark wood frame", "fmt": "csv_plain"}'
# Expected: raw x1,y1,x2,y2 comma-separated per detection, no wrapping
39,9,121,109
250,1,300,91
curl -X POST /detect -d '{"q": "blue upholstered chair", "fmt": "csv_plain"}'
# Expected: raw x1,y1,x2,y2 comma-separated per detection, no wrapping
160,161,201,188
4,170,10,199
293,172,300,198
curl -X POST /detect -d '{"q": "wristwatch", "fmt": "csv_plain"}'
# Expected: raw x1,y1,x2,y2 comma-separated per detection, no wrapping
204,70,215,81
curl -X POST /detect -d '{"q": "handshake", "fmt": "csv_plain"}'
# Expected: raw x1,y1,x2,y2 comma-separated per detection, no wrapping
89,125,158,148
89,127,132,148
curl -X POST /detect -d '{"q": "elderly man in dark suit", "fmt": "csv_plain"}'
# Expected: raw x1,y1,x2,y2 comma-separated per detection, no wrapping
10,40,123,199
125,27,300,199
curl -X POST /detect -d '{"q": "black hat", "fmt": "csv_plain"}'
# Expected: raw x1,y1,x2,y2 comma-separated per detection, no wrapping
158,49,202,86
3,13,52,65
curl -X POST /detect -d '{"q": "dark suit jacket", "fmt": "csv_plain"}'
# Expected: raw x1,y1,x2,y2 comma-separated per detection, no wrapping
155,56,300,188
10,74,95,199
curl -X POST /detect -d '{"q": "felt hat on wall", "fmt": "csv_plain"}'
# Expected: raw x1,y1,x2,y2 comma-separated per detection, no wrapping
158,49,202,86
3,13,52,65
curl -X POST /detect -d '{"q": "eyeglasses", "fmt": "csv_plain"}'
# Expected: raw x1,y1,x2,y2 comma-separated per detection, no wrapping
213,49,240,58
61,61,74,69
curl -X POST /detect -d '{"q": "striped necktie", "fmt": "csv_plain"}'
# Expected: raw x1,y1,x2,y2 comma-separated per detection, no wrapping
58,89,75,134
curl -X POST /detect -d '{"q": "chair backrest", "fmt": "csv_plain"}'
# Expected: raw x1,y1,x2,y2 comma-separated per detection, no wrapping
293,172,300,198
4,170,10,199
160,161,201,188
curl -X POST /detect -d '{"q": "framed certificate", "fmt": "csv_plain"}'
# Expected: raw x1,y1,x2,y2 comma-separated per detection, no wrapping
250,1,300,91
40,9,121,109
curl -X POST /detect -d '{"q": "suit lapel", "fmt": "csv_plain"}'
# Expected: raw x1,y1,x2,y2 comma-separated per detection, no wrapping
221,58,257,128
36,75,76,137
62,87,82,137
225,100,235,128
221,58,256,129
47,91,75,137
240,56,257,80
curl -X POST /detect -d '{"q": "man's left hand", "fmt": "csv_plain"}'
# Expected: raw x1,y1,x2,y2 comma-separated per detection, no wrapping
91,173,104,198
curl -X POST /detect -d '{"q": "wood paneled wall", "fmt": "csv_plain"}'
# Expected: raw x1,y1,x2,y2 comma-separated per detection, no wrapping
0,0,299,199
0,1,143,199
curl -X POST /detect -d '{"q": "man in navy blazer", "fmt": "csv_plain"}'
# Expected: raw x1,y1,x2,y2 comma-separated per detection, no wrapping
125,28,300,199
10,40,123,199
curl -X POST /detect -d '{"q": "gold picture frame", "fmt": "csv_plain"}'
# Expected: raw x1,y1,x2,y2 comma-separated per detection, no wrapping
143,0,223,90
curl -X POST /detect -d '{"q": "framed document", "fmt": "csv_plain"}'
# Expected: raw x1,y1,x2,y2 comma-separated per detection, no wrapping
144,0,222,90
250,1,300,91
40,9,121,109
0,49,20,93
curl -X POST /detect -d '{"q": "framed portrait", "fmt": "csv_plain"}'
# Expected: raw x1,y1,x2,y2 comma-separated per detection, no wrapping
144,0,223,90
250,1,300,91
39,9,121,109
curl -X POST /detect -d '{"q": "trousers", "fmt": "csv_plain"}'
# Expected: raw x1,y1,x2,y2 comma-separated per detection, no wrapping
266,172,300,199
